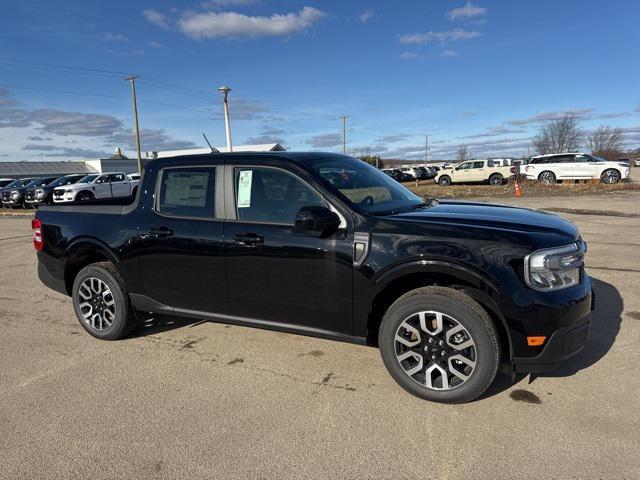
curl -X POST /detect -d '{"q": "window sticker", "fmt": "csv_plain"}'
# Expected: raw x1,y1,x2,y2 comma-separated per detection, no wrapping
164,172,209,208
237,170,253,208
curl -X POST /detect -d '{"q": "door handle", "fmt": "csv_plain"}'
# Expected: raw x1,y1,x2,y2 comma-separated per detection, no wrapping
234,233,264,245
150,227,174,238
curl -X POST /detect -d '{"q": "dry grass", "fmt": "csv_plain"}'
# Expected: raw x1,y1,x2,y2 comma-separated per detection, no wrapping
407,179,640,199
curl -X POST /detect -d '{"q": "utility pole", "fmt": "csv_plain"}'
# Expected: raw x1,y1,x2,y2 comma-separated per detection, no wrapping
339,115,348,154
124,75,142,174
424,131,428,164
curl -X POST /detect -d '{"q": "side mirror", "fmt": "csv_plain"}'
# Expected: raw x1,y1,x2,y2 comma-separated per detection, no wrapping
295,206,340,236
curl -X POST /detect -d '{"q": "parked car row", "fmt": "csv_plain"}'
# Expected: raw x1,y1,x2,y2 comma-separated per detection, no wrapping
382,165,438,182
411,153,631,187
0,172,139,209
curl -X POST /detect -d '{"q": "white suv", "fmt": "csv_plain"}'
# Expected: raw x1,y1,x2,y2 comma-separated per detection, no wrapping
524,153,630,184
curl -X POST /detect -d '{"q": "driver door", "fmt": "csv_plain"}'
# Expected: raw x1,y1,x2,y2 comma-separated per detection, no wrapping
224,165,354,335
453,162,473,183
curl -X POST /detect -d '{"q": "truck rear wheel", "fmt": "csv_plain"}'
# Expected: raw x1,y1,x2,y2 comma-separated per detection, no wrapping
71,262,138,340
489,173,504,185
379,287,499,404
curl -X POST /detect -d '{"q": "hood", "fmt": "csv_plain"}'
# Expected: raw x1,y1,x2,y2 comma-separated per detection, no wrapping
389,200,578,242
54,182,90,190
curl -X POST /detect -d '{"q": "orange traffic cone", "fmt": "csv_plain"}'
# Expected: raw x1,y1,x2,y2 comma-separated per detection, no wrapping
514,180,523,197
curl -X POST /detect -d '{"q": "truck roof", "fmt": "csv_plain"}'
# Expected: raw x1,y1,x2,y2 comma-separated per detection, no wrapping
145,151,350,169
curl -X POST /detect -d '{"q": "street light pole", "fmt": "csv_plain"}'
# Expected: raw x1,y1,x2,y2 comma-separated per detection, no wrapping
218,85,233,152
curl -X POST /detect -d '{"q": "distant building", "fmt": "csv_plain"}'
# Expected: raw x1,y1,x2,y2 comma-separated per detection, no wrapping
0,147,139,179
0,161,97,179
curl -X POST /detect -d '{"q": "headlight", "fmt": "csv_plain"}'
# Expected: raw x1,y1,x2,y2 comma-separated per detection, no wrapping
35,189,45,198
11,190,19,198
525,242,585,291
65,189,73,193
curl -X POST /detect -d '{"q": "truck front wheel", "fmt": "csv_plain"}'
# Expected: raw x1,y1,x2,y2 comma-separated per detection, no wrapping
438,175,452,186
379,287,500,404
71,262,138,340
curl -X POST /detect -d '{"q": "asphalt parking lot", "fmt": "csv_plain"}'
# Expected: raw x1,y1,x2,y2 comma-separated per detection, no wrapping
1,192,639,479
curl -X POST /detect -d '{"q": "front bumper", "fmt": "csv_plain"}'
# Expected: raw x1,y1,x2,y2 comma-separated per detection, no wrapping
513,313,591,373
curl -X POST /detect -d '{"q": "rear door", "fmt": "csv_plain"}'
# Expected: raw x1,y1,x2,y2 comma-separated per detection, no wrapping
549,155,573,179
92,174,111,198
223,164,353,334
108,173,130,197
468,161,486,181
138,165,229,314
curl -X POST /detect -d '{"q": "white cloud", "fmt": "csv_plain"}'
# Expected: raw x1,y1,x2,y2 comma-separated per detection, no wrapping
103,32,128,42
440,50,458,57
179,6,325,39
506,108,594,126
447,2,487,21
143,9,170,29
147,40,164,48
201,0,259,8
597,112,630,119
398,29,481,45
306,133,342,148
399,51,421,60
359,10,374,23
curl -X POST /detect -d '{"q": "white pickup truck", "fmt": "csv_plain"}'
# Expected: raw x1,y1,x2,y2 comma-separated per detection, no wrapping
53,172,139,203
434,160,515,186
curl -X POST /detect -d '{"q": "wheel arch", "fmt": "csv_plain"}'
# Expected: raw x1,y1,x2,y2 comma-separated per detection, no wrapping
364,261,513,362
63,238,121,294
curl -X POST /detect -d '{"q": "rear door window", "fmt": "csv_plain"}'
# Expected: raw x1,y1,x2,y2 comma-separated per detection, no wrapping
157,167,216,219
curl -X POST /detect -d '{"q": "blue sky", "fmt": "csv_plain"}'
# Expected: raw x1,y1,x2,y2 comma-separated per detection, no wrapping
1,0,639,161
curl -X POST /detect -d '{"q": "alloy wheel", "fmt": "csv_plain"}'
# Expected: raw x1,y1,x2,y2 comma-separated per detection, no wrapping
539,172,555,184
77,277,116,331
601,169,620,184
394,311,476,390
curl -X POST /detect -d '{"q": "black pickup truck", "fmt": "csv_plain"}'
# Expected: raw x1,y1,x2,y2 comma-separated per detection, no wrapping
35,152,593,403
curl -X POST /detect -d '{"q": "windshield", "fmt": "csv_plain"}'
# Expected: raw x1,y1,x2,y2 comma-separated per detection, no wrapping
49,174,86,187
6,178,34,189
76,174,98,184
310,156,424,215
27,177,58,188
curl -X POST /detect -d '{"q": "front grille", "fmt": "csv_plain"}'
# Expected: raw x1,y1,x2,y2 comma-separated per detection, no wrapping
53,191,63,199
1,192,10,201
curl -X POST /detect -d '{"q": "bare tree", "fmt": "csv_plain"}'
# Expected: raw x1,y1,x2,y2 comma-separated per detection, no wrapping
456,144,470,162
532,115,583,155
587,126,623,161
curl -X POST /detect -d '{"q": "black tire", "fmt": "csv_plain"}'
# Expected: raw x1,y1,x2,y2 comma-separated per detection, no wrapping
538,171,556,184
379,287,500,404
489,173,504,186
77,191,94,201
71,262,138,340
601,168,621,184
438,175,452,186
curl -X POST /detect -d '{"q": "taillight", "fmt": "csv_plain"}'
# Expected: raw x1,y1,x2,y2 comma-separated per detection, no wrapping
32,218,43,251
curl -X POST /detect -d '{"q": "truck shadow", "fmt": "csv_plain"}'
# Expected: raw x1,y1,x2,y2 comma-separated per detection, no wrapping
539,277,622,377
482,276,622,399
